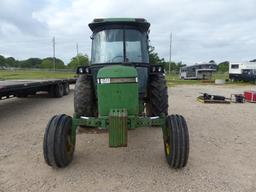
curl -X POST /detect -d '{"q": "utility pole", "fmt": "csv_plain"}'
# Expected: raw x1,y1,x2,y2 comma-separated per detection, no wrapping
76,43,80,65
169,32,172,74
52,36,56,71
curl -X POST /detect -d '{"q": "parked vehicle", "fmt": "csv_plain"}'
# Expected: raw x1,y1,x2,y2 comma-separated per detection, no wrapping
229,62,256,82
43,18,190,169
0,79,76,100
180,63,217,80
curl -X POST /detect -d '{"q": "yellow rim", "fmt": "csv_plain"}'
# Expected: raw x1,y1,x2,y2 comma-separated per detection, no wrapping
66,135,74,155
165,143,170,156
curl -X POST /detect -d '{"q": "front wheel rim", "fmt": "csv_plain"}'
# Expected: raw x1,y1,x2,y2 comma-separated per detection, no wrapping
165,142,171,156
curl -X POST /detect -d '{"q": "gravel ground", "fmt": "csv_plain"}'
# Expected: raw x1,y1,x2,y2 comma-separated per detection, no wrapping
0,84,256,192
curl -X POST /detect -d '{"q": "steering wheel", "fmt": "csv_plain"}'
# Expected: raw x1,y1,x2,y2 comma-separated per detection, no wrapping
111,55,123,62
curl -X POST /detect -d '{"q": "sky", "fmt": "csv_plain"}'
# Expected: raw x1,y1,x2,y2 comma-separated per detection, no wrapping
0,0,256,65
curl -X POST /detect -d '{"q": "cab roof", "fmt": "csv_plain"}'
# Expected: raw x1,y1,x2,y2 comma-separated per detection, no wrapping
89,18,150,32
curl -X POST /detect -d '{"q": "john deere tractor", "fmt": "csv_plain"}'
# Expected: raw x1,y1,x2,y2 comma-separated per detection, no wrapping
43,18,189,169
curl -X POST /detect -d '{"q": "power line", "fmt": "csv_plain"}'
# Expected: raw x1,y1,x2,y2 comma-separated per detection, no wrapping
169,32,172,74
76,43,79,55
76,43,80,65
53,36,56,71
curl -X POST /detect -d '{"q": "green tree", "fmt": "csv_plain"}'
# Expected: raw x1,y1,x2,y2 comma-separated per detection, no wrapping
149,45,165,65
218,61,229,73
19,58,42,68
0,55,5,67
164,61,176,73
40,59,52,69
176,62,186,73
165,61,186,74
5,57,17,67
40,57,65,69
148,45,186,74
67,54,89,69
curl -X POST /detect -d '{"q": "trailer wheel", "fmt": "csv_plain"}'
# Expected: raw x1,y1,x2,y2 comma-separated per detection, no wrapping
164,114,189,169
63,83,70,95
56,83,64,97
147,74,168,116
43,114,74,168
74,75,96,117
49,84,64,98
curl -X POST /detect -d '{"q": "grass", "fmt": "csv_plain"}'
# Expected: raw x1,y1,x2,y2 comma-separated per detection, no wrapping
212,72,229,80
0,70,76,80
166,73,208,86
165,72,253,87
1,69,253,87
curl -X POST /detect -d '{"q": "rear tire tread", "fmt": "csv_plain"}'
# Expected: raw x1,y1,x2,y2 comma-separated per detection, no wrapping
74,75,95,117
147,74,168,116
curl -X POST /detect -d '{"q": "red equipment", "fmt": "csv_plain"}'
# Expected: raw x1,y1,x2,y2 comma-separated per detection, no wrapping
244,91,256,102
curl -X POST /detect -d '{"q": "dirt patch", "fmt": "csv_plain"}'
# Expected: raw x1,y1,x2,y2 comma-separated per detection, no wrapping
0,85,255,192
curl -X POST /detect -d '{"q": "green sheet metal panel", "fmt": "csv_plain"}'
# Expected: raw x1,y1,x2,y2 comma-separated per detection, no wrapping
97,65,139,116
109,109,128,147
97,65,137,78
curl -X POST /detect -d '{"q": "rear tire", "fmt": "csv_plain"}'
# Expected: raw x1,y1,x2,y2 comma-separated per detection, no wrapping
147,74,168,116
164,114,189,169
74,75,95,117
43,114,74,168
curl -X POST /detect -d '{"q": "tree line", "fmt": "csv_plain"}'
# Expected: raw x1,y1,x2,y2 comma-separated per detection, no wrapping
149,46,232,73
1,47,253,73
0,54,89,70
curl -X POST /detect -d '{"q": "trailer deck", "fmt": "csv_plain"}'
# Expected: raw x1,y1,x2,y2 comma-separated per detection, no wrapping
0,78,76,100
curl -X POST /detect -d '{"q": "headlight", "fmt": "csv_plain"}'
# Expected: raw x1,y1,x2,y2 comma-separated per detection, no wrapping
76,66,90,74
79,68,84,74
150,65,164,73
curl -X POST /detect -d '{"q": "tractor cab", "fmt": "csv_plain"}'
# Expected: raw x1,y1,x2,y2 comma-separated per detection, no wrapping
87,18,151,100
89,18,150,65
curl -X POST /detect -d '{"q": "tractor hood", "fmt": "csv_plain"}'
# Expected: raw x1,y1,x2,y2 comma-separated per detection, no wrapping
96,65,139,116
97,65,137,79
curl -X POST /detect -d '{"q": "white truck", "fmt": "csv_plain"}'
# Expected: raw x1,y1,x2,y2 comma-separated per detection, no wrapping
229,62,256,82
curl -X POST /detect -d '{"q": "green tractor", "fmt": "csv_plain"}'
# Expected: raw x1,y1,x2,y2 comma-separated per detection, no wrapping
43,18,189,169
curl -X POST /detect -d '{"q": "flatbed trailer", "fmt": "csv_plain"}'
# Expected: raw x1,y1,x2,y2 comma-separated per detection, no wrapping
0,78,76,100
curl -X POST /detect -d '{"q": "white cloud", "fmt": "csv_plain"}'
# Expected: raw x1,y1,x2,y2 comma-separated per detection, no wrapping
0,0,256,64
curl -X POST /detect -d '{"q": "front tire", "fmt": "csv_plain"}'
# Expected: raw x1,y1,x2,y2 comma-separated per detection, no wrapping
43,114,74,168
164,114,189,169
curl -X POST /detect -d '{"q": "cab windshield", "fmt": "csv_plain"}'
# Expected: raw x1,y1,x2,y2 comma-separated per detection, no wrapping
91,29,149,64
